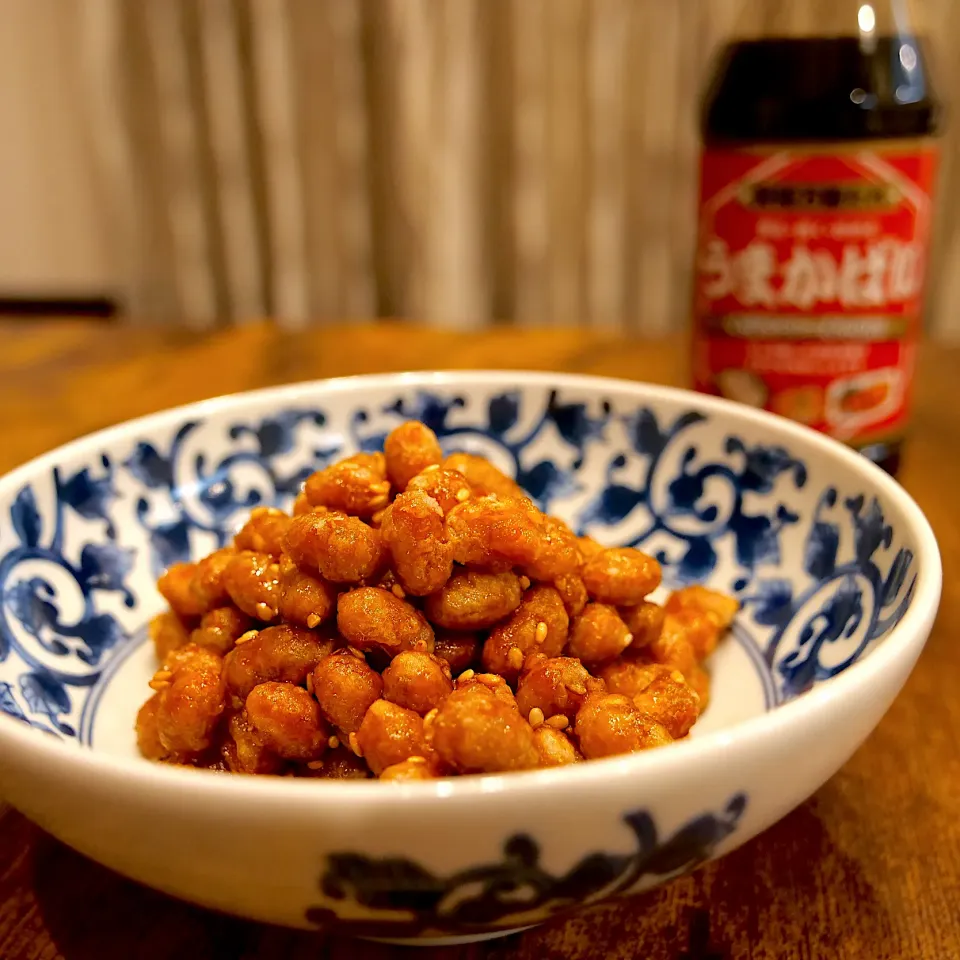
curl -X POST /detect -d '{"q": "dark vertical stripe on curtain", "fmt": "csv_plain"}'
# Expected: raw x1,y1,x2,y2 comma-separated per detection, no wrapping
118,2,178,321
359,1,399,319
180,0,231,323
234,0,275,318
547,0,589,327
482,0,517,327
287,0,334,318
669,0,710,338
623,1,645,333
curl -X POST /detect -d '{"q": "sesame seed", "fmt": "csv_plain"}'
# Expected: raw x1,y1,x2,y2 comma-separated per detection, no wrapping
371,507,388,525
534,621,548,644
148,679,171,692
235,629,258,646
255,602,275,620
328,735,340,750
458,669,475,683
347,646,365,660
507,647,524,671
565,682,587,696
423,464,440,473
306,674,315,695
455,488,471,502
528,707,545,728
348,733,364,757
406,755,427,765
622,633,634,649
545,714,569,730
518,576,531,590
306,613,321,629
307,760,325,770
391,584,406,599
152,669,173,682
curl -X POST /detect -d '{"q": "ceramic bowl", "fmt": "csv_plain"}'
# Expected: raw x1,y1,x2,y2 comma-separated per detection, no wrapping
0,372,940,945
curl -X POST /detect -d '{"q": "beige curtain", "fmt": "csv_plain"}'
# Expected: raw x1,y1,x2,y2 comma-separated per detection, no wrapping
79,0,960,338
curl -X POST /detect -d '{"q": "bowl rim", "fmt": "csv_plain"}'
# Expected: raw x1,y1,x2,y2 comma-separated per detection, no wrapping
0,370,942,805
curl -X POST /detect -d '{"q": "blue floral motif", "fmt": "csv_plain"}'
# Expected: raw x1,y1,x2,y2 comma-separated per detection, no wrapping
745,490,916,700
0,385,920,736
0,681,25,722
0,460,132,735
124,438,177,490
306,794,747,936
580,422,807,586
20,671,74,736
350,389,603,512
127,410,334,576
10,487,42,548
58,460,119,539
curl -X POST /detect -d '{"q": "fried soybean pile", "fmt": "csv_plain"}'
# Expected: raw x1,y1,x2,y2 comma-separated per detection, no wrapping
136,421,738,781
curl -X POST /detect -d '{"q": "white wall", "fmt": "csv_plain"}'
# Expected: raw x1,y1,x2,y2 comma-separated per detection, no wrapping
0,0,113,295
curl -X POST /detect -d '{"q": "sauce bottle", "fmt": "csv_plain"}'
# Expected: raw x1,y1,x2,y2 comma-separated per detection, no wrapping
691,0,943,475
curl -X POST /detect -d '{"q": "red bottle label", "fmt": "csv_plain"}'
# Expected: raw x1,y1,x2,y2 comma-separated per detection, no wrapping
692,144,939,450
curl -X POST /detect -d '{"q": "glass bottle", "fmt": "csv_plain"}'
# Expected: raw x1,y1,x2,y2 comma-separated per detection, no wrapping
691,0,943,475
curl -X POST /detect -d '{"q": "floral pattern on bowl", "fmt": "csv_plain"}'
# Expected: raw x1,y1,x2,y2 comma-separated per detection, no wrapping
0,385,915,739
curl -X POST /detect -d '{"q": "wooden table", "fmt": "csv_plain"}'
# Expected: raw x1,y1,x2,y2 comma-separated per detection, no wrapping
0,318,957,960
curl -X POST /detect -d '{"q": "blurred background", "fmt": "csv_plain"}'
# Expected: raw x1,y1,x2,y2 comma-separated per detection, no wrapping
2,0,959,336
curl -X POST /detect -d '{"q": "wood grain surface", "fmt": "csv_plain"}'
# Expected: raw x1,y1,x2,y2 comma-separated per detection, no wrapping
0,318,957,960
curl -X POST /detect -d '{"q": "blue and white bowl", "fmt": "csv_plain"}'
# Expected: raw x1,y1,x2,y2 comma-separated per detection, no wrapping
0,372,941,944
